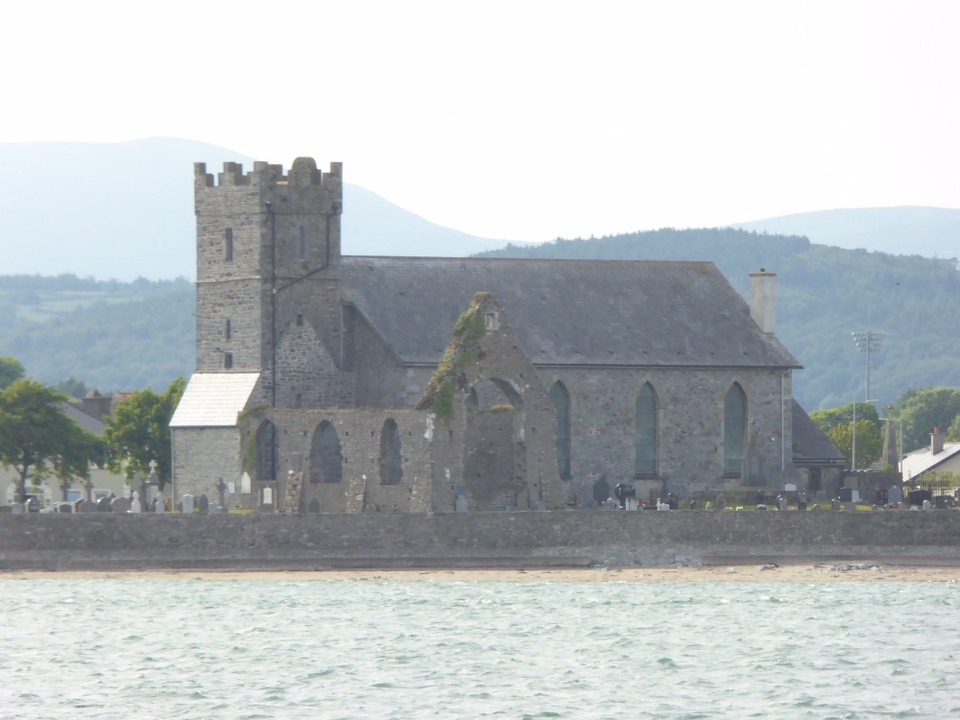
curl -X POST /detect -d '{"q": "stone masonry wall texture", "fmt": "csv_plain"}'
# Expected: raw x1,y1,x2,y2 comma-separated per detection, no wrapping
2,512,959,570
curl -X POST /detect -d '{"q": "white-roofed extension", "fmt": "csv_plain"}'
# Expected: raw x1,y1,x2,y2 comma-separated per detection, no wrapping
170,373,260,428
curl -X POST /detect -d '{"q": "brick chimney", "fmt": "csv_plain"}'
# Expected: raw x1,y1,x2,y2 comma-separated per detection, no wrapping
931,427,944,455
749,269,776,335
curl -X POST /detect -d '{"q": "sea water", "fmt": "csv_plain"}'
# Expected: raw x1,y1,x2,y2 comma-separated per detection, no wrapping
1,576,958,719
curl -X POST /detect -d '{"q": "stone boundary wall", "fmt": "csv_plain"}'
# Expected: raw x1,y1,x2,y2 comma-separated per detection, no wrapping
1,512,959,571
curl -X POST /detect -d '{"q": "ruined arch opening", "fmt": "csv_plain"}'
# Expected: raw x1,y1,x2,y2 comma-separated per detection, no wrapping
255,420,278,483
379,418,403,485
463,377,525,510
310,420,343,484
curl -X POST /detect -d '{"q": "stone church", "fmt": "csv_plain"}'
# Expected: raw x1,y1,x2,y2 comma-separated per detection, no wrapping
170,157,837,513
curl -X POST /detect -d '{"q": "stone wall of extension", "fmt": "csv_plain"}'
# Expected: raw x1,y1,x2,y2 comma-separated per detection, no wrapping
2,510,959,571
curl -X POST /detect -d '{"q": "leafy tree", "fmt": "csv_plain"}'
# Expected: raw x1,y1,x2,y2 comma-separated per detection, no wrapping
947,415,960,443
888,387,960,452
104,377,186,490
0,356,25,390
0,379,101,503
55,376,89,399
825,419,882,470
811,402,882,469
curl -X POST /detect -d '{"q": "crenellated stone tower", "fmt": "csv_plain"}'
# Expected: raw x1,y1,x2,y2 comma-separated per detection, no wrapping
193,157,352,408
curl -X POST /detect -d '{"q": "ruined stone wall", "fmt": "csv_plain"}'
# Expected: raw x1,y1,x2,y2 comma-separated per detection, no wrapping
243,408,434,513
4,511,960,570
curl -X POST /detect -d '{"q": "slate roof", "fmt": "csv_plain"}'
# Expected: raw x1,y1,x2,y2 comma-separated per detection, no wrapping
170,373,260,428
60,403,106,438
791,400,845,466
340,257,801,368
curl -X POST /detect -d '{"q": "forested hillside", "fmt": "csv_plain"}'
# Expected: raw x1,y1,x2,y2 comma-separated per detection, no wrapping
2,228,958,411
480,229,960,411
0,275,193,392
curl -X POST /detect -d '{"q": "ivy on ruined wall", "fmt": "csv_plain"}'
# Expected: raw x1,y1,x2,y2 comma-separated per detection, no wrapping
415,293,488,424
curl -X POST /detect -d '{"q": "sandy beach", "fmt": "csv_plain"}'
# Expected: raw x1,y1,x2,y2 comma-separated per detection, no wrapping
4,563,960,583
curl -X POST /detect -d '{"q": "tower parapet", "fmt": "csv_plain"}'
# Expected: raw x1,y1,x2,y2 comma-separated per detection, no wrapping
194,158,342,191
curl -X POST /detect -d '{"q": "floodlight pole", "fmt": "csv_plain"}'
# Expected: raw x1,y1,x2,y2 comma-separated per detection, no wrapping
851,330,885,401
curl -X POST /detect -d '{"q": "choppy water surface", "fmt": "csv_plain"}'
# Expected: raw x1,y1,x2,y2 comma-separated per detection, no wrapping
1,576,958,719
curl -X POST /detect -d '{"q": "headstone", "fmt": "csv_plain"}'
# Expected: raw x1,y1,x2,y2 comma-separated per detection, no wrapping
198,494,209,514
111,497,131,514
308,498,320,513
181,494,194,514
96,496,111,512
777,495,787,511
831,498,840,512
154,493,165,514
57,502,72,513
922,499,932,511
454,494,469,513
240,472,251,495
262,487,273,505
130,491,141,514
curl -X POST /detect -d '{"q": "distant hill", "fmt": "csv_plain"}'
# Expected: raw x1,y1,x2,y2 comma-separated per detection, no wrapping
0,139,515,281
731,207,960,259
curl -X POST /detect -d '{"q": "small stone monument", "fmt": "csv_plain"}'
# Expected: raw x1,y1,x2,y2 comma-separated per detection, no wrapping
130,490,141,513
154,492,165,514
198,494,209,514
454,494,469,513
216,477,227,512
181,494,194,514
111,497,131,514
888,484,903,505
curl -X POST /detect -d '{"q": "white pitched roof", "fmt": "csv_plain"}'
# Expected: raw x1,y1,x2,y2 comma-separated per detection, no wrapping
169,373,260,428
901,442,960,482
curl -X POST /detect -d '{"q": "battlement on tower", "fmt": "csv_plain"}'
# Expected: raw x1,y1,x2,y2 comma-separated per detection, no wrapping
194,158,343,193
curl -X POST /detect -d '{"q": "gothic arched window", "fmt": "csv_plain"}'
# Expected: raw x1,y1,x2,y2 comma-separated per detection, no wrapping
724,383,747,477
549,381,572,478
635,383,658,477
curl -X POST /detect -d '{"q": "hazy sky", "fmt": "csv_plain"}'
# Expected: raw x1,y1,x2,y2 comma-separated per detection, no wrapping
4,0,958,243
